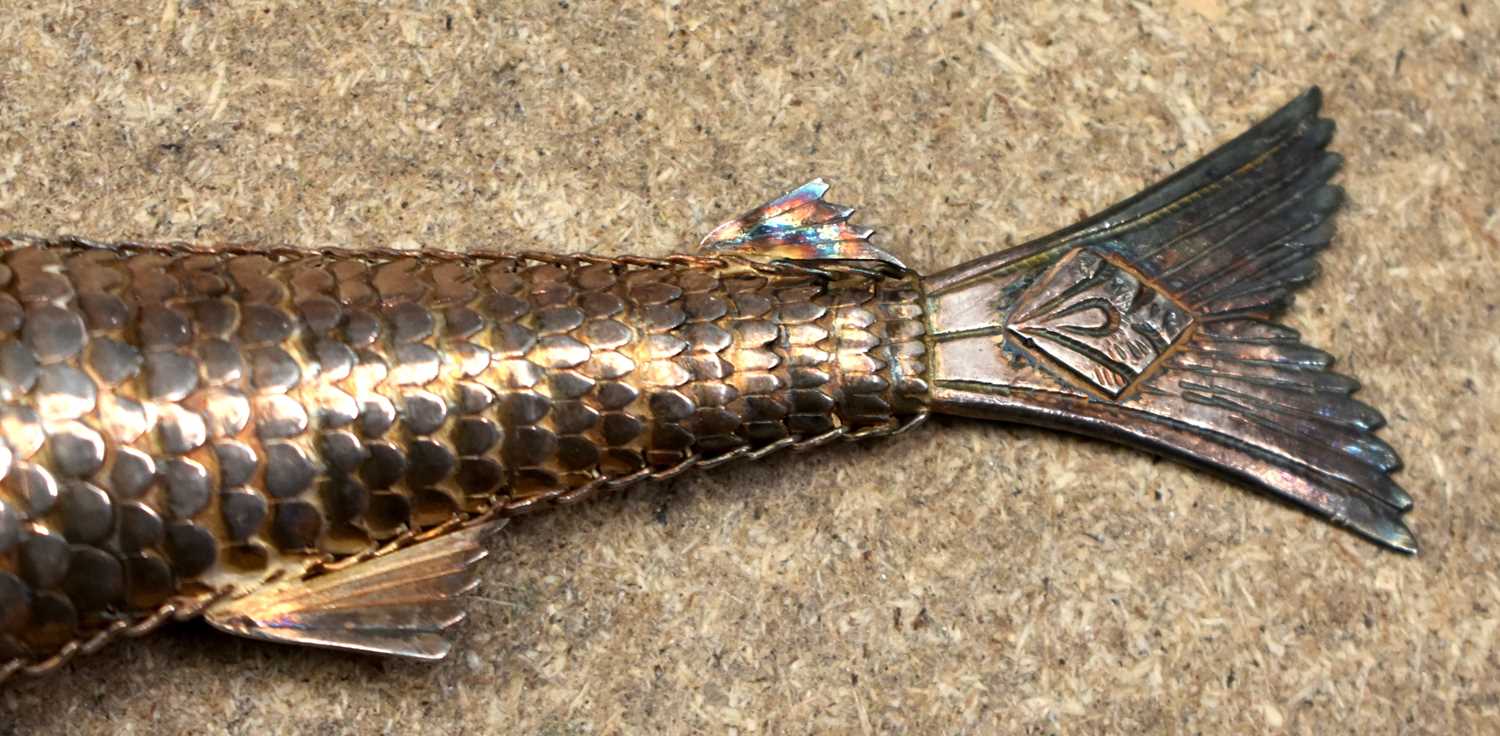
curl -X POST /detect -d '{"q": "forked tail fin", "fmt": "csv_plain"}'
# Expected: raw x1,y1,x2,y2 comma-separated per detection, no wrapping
921,88,1415,552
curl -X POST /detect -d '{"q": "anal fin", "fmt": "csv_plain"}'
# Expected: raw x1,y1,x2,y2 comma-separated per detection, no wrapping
205,520,503,660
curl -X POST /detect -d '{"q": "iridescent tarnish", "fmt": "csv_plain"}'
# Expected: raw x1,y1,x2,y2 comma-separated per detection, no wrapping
0,86,1414,683
700,179,909,273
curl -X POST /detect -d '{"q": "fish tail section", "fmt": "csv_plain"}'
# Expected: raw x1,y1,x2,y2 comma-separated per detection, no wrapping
921,88,1414,552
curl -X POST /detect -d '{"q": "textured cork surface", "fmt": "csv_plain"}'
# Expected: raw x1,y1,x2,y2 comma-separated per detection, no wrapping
1,1,1497,733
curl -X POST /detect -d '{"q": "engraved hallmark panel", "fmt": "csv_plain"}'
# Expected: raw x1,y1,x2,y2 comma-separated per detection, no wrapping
1006,248,1194,397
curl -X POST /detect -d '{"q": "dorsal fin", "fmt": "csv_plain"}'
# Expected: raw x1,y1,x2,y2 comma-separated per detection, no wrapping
699,179,908,275
204,519,503,660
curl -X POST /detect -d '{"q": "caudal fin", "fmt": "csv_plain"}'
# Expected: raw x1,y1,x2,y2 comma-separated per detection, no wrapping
922,88,1415,552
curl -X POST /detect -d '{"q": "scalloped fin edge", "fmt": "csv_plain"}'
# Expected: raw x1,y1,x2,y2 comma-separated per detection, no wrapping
700,179,908,273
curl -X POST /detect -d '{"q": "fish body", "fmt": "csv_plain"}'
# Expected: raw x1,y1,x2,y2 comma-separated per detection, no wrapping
0,88,1411,681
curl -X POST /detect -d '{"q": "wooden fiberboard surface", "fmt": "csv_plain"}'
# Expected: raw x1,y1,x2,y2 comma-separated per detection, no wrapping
0,1,1496,733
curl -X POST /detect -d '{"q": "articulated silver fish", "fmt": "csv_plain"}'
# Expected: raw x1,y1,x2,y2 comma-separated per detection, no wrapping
0,87,1411,682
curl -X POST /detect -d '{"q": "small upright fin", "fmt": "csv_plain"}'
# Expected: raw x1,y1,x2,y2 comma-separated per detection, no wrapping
205,520,503,660
700,178,908,274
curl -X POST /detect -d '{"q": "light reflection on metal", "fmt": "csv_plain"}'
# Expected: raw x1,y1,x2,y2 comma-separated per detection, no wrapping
0,87,1411,684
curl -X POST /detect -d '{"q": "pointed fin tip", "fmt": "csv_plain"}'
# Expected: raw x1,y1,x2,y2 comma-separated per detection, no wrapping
1384,482,1414,512
1372,516,1419,555
699,178,908,273
1345,497,1418,554
455,576,483,598
437,608,469,631
393,637,454,662
1276,86,1323,123
205,519,502,660
1370,484,1414,516
1303,85,1323,111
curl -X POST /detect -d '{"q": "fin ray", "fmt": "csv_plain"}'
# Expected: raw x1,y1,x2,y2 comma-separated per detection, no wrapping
700,178,907,273
925,88,1415,551
205,520,503,660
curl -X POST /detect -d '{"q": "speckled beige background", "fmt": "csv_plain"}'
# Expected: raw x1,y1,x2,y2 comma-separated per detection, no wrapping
0,1,1496,733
